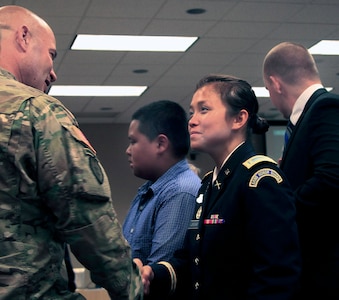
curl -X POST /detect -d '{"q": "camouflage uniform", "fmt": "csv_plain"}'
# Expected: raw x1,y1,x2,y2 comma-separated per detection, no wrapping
0,68,143,299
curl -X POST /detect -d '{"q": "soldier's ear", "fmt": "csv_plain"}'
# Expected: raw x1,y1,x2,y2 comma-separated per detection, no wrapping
16,25,30,51
233,109,248,130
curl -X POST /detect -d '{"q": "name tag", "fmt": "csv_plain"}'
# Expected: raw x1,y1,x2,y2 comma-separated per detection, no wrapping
188,219,199,229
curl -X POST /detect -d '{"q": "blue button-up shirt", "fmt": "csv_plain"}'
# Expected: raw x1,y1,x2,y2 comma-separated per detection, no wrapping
123,159,201,265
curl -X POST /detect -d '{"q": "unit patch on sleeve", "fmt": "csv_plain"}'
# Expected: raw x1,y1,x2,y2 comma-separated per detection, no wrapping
249,168,283,187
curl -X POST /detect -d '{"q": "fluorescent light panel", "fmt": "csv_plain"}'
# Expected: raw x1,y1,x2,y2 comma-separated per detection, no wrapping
252,86,332,97
253,87,269,97
71,34,198,52
308,40,339,55
49,85,147,97
49,85,332,97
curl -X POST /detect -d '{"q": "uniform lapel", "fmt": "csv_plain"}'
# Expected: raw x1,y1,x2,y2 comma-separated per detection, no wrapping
202,142,255,217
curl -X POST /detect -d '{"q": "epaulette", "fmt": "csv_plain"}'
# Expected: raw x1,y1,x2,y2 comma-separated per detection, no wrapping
242,155,277,169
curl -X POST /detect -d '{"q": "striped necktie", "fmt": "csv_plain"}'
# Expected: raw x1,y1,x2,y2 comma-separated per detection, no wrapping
284,120,294,149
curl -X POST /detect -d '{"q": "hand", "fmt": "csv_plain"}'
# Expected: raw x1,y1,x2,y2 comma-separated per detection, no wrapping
133,258,143,271
141,265,154,295
278,157,282,166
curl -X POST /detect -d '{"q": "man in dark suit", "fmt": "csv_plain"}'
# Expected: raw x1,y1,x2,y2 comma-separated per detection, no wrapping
263,41,339,299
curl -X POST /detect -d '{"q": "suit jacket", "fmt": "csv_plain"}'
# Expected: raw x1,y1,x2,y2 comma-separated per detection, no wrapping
151,141,301,300
281,88,339,299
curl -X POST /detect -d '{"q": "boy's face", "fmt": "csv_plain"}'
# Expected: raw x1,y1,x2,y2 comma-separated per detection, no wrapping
126,119,159,180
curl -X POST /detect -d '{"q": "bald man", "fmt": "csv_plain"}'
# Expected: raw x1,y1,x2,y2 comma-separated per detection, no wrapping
0,5,142,299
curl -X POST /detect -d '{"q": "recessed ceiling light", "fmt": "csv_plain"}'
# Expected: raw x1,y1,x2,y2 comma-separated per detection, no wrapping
186,8,206,15
308,40,339,55
71,34,198,52
133,69,148,74
49,85,147,97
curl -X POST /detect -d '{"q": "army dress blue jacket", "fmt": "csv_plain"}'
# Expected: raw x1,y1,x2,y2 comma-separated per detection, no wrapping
150,141,301,300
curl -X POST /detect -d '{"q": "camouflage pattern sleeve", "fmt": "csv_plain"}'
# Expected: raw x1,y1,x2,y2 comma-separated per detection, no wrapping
0,73,142,299
30,95,143,299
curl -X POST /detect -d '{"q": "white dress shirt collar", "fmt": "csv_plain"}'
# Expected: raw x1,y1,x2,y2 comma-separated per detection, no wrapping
290,84,323,125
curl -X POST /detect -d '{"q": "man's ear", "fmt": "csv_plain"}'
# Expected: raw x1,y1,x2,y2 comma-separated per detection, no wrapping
16,25,29,51
269,75,282,94
155,134,169,153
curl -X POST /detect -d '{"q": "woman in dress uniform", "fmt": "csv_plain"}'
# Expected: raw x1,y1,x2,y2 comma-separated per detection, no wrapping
139,74,301,300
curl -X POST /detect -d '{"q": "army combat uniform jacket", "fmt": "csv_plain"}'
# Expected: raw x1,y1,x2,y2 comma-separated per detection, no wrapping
150,141,301,300
0,69,142,299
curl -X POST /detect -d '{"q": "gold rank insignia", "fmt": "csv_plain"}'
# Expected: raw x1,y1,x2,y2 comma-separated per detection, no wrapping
249,168,283,187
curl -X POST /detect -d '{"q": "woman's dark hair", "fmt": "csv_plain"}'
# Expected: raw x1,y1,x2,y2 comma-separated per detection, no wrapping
195,74,269,135
131,100,190,158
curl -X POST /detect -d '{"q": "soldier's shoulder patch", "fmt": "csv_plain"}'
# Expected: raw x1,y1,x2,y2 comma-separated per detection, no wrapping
89,156,104,184
63,124,96,154
242,155,276,169
249,168,283,187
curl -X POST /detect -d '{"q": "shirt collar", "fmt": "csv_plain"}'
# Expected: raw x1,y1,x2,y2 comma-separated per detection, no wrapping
141,159,187,194
290,83,323,125
0,67,16,80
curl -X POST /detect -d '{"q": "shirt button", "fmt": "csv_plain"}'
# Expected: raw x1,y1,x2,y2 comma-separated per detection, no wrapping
195,282,199,290
194,257,199,265
196,234,200,240
130,228,134,233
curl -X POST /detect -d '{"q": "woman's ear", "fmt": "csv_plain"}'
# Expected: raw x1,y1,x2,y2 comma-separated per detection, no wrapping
233,109,249,130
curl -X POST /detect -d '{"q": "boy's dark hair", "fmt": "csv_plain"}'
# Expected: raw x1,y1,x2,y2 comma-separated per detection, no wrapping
131,100,190,157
